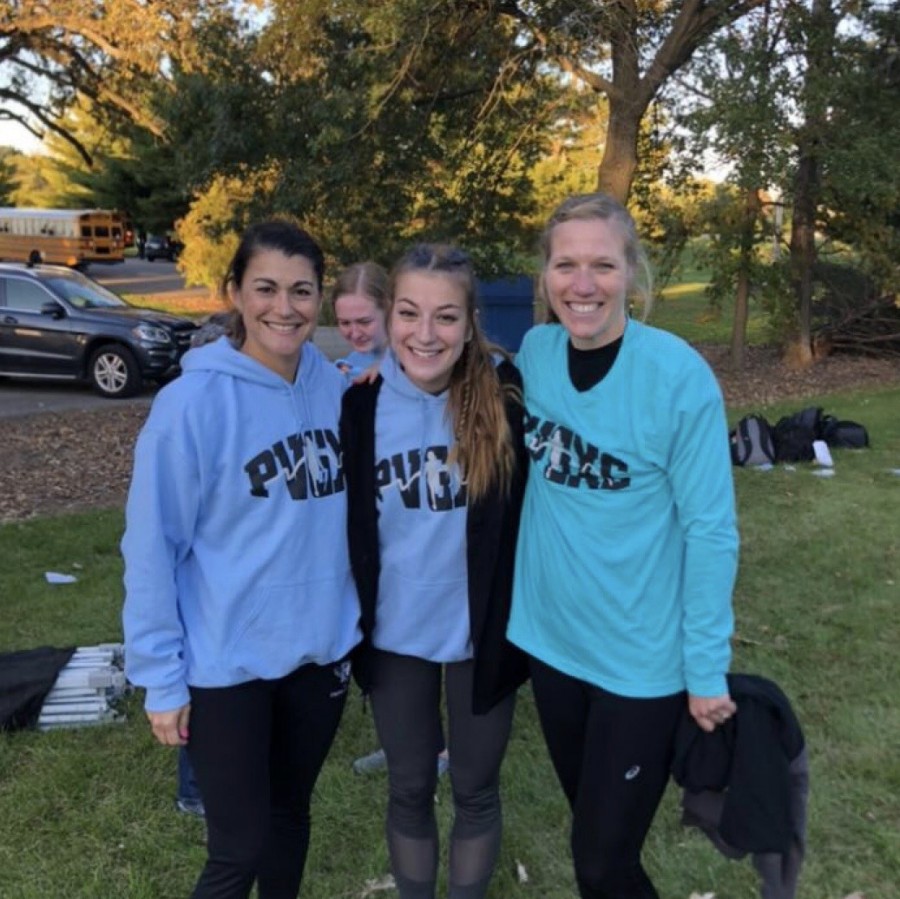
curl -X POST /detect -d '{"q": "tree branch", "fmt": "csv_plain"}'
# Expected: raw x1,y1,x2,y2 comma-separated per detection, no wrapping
0,87,93,163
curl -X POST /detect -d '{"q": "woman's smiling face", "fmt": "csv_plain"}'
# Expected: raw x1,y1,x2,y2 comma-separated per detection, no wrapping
389,270,470,394
229,248,321,381
544,217,632,350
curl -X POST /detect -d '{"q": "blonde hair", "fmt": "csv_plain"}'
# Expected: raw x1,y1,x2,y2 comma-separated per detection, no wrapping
328,261,388,313
388,244,520,501
539,192,654,320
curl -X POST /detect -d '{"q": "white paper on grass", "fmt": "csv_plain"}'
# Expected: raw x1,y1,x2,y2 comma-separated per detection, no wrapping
812,439,834,467
45,571,78,584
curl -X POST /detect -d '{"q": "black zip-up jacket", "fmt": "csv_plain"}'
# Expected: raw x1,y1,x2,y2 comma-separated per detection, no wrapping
340,358,529,714
671,673,806,855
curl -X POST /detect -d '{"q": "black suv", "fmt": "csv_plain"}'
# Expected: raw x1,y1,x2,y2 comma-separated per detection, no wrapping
144,234,182,262
0,263,198,398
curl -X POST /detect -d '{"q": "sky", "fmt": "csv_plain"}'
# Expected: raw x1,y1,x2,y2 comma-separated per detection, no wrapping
0,121,45,155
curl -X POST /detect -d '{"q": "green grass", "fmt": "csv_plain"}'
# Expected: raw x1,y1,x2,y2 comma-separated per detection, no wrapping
2,383,898,897
647,280,770,346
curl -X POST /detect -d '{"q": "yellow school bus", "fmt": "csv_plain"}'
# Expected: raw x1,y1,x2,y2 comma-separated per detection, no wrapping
0,208,127,267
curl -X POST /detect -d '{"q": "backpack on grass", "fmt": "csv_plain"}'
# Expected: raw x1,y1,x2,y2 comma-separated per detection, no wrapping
729,415,777,466
772,406,870,462
819,415,870,449
773,407,822,463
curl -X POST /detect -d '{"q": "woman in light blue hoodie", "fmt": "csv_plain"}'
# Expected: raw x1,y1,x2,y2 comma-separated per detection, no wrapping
341,244,529,899
331,260,390,379
122,221,360,899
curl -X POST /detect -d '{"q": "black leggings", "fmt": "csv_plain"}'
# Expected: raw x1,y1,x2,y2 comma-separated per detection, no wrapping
186,660,350,899
370,649,516,899
529,657,684,899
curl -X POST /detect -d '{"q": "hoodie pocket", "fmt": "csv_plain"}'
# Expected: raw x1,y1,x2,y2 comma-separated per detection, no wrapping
223,579,341,677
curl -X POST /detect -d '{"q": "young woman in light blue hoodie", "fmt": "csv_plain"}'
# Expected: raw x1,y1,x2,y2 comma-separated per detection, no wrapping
341,245,529,899
331,260,390,379
122,221,360,899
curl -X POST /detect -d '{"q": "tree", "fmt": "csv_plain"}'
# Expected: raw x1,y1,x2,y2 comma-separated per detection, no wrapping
498,0,767,201
176,170,268,293
163,0,565,276
676,0,898,365
676,4,794,368
786,0,838,366
12,8,270,237
0,0,247,163
817,2,900,294
5,150,67,206
782,0,899,363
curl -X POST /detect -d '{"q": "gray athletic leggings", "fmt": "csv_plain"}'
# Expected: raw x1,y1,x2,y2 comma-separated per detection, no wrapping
369,649,516,899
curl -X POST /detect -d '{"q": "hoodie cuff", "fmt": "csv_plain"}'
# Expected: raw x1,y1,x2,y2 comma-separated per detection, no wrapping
144,683,191,714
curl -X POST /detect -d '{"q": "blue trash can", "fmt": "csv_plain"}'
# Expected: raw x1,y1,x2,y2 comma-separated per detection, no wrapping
477,275,535,352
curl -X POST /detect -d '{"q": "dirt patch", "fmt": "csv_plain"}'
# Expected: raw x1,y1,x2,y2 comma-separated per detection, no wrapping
1,405,150,523
696,344,900,409
2,349,899,524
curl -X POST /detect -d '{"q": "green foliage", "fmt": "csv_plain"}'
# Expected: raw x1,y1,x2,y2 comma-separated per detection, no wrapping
675,0,900,355
175,170,267,291
2,0,249,163
146,0,564,277
0,147,19,205
693,186,789,319
672,8,797,357
817,4,900,291
527,99,607,219
5,152,72,207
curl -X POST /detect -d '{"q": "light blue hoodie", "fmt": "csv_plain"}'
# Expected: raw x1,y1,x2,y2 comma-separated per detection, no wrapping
335,348,382,379
122,337,361,713
372,351,471,661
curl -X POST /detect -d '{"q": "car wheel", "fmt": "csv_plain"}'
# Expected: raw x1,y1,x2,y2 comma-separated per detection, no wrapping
89,344,142,398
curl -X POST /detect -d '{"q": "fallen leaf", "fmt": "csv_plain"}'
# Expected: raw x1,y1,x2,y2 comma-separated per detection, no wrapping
359,874,395,897
689,893,716,899
842,893,865,899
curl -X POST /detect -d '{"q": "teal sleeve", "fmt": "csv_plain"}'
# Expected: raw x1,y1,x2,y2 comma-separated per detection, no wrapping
667,365,738,697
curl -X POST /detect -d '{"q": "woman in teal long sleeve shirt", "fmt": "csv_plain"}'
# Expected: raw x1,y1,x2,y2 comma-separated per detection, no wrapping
507,193,739,899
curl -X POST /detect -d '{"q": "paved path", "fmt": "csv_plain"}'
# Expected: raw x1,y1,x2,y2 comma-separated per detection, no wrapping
91,257,209,298
0,380,153,419
0,329,349,419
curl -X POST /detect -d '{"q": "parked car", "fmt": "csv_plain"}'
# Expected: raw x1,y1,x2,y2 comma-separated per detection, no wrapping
144,234,182,262
0,263,198,398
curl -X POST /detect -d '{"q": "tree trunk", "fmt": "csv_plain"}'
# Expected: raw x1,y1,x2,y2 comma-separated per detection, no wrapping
788,152,817,367
731,187,762,370
597,96,642,204
786,0,837,368
732,272,750,370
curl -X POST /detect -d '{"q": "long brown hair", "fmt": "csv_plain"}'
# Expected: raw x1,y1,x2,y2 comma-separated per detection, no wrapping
388,244,520,501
